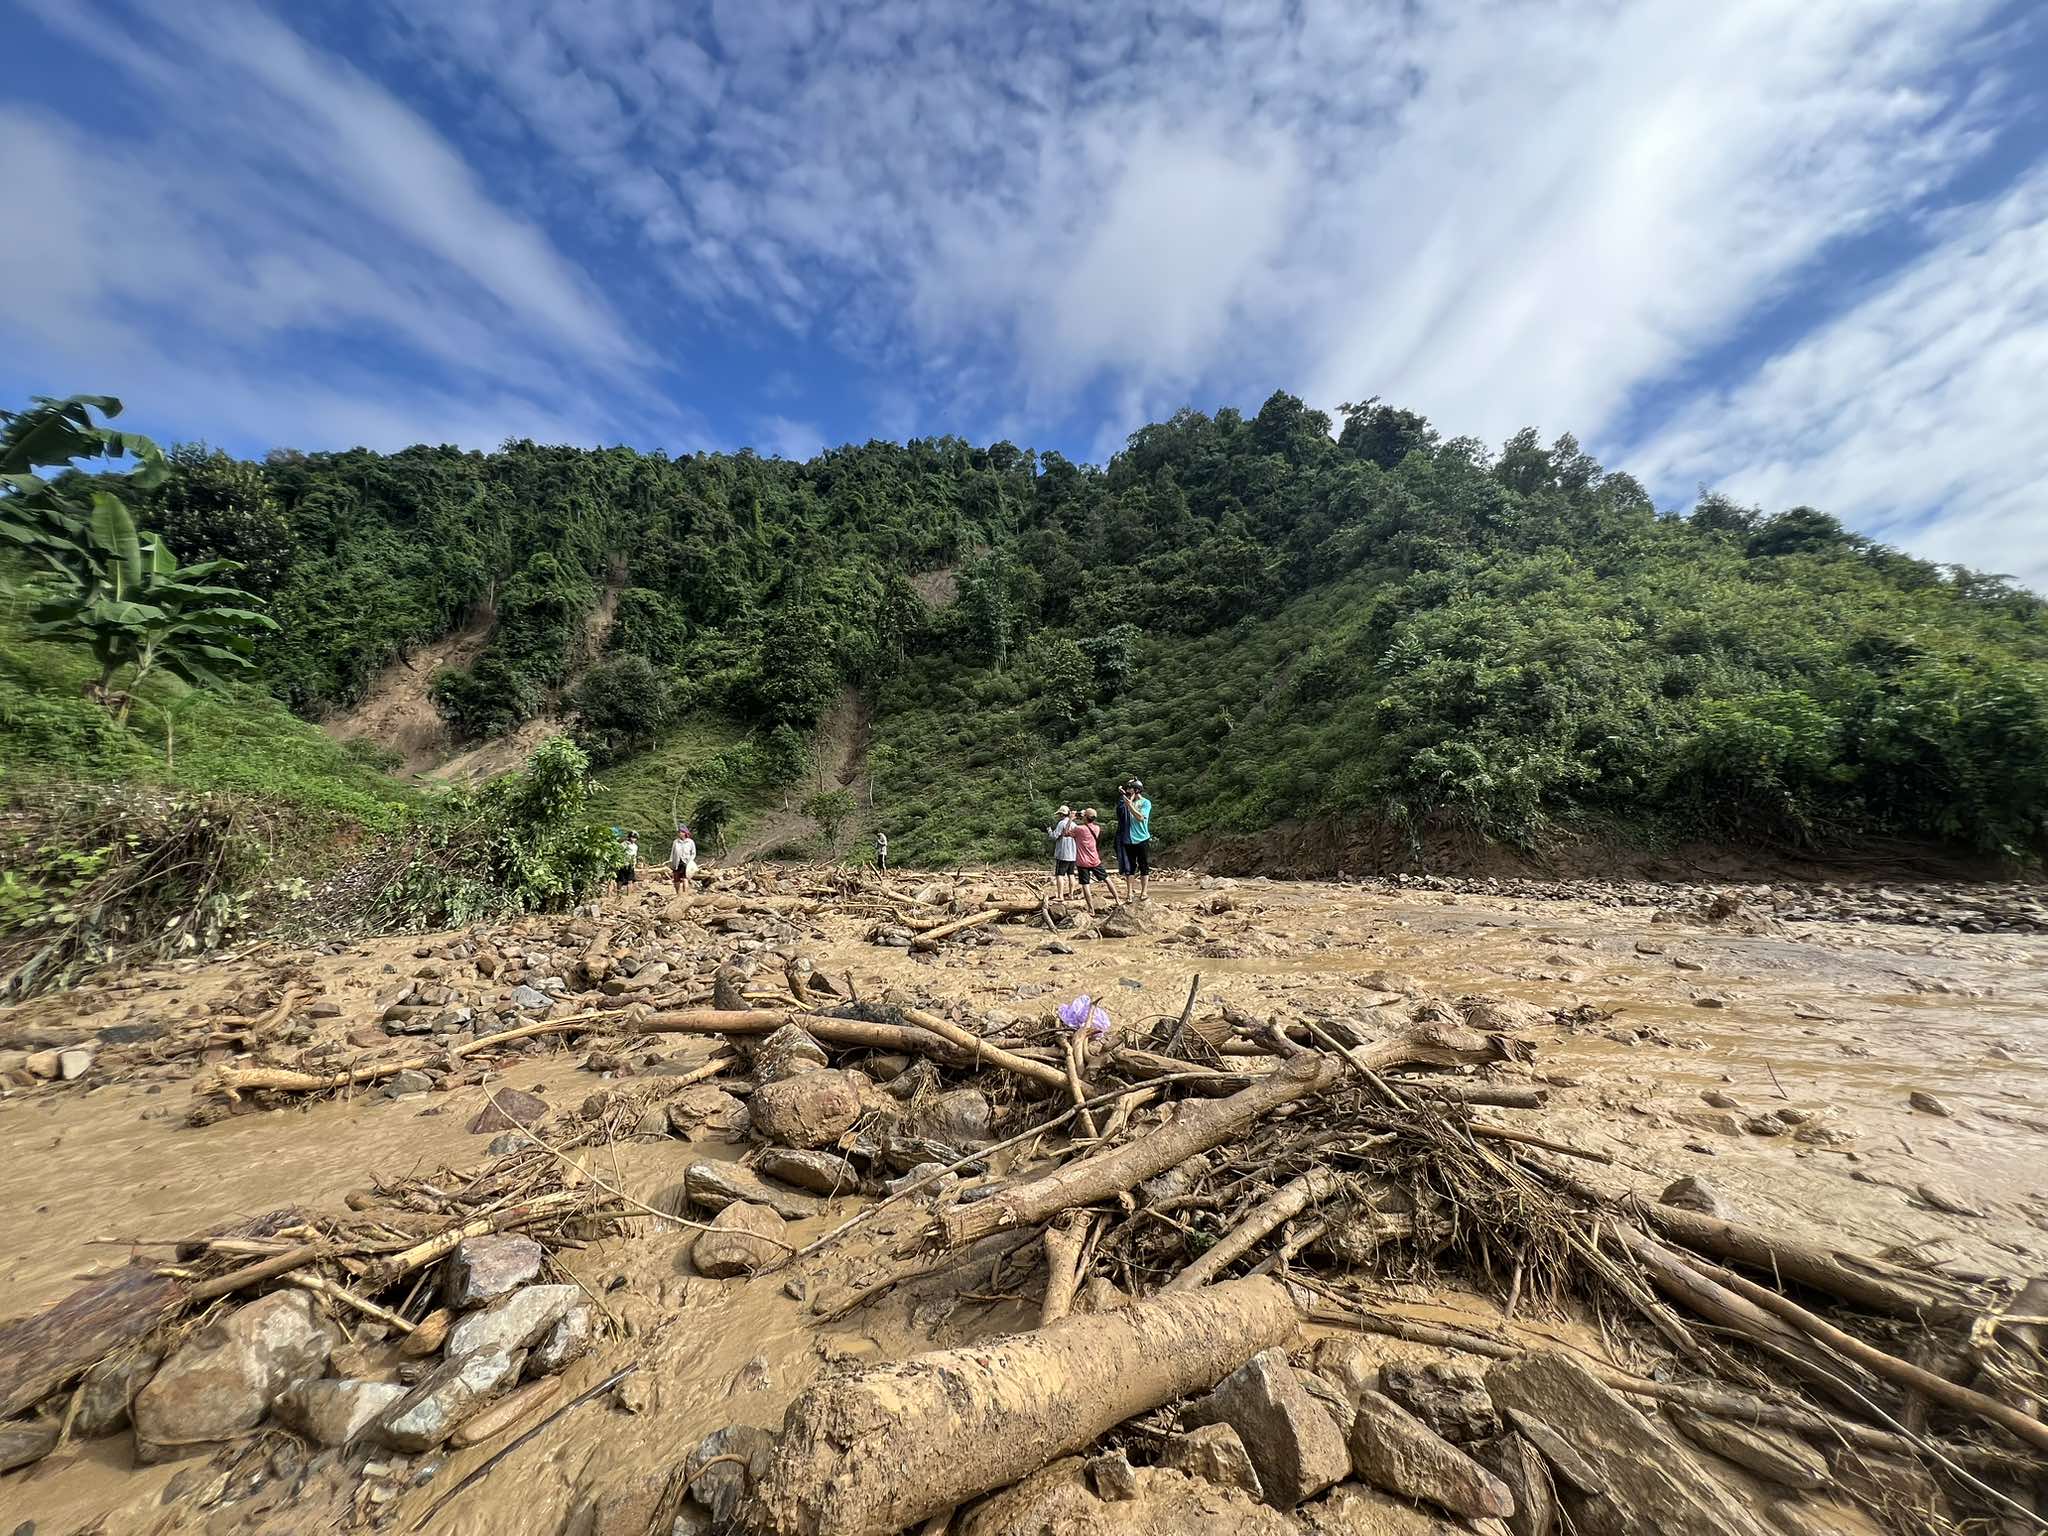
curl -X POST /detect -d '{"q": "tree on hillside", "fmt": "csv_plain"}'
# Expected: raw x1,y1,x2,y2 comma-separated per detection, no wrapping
155,443,294,597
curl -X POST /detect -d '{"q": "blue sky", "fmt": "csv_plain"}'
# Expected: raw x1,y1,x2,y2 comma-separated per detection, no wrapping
3,0,2044,585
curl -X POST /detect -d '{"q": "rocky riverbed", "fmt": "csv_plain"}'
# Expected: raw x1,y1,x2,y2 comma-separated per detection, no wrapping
1,864,2044,1534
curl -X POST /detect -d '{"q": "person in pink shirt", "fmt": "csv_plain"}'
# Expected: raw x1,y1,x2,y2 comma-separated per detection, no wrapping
1070,808,1122,911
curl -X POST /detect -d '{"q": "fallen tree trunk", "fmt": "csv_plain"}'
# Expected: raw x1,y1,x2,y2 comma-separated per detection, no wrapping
910,908,1001,949
1040,1213,1092,1326
1165,1168,1342,1292
746,1275,1297,1536
938,1054,1344,1249
203,1013,604,1098
1705,1258,2048,1457
898,1006,1069,1094
639,1008,969,1062
1632,1196,1981,1325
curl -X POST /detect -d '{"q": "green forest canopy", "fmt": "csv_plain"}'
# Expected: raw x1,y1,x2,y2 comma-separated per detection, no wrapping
84,393,2048,863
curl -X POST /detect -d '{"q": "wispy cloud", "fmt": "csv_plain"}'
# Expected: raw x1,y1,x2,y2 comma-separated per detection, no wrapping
0,0,676,452
1632,165,2048,589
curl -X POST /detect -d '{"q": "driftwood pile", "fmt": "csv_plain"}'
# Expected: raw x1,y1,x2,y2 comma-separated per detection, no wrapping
645,962,2048,1535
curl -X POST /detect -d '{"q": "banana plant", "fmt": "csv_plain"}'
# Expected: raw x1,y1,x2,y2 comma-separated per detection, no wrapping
2,394,276,722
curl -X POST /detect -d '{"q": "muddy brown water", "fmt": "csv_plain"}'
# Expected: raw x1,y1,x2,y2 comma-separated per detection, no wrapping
2,873,2044,1532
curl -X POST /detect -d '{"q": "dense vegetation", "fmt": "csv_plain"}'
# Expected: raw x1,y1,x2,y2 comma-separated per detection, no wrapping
11,390,2047,885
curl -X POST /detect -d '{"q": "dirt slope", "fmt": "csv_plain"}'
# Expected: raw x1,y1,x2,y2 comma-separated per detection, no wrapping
321,608,494,775
725,687,869,862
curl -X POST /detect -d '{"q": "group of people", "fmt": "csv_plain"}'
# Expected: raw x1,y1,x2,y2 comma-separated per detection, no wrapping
609,826,699,894
1046,778,1152,908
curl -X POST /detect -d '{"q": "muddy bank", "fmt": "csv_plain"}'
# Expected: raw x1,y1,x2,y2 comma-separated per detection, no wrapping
2,867,2045,1533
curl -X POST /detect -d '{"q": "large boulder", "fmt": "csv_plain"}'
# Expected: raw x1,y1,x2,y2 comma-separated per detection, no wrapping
751,1024,829,1083
1347,1389,1513,1519
530,1303,597,1376
1486,1353,1774,1536
1474,1432,1559,1536
1183,1347,1351,1508
667,1085,747,1137
1299,1482,1461,1534
74,1348,162,1437
756,1147,862,1196
132,1291,334,1457
442,1233,545,1308
748,1069,864,1150
444,1283,582,1362
693,1201,789,1278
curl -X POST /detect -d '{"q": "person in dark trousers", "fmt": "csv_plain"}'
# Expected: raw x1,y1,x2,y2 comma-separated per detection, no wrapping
1120,780,1152,900
1114,781,1136,879
874,829,888,871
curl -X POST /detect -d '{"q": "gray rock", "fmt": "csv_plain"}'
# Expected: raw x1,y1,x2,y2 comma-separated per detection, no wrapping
74,1347,162,1436
1303,1337,1375,1403
376,1347,525,1451
58,1046,94,1080
693,1201,789,1277
133,1291,335,1457
1379,1360,1499,1443
1487,1352,1774,1536
685,1160,823,1221
487,1132,525,1156
442,1233,546,1308
444,1284,582,1361
1913,1180,1988,1217
1475,1432,1559,1536
1907,1089,1954,1117
469,1087,549,1133
1660,1175,1726,1217
752,1024,829,1083
756,1146,862,1196
1498,1410,1606,1496
1158,1422,1265,1501
666,1085,748,1137
1300,1371,1357,1438
510,985,552,1010
1184,1347,1351,1508
685,1424,777,1526
1347,1389,1513,1519
384,1069,434,1097
0,1417,60,1472
1667,1411,1827,1490
907,1088,995,1145
529,1303,597,1376
1088,1450,1140,1501
274,1379,409,1446
748,1069,864,1150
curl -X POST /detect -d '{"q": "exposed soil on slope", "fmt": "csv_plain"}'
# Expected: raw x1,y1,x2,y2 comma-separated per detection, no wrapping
724,688,871,863
322,609,494,776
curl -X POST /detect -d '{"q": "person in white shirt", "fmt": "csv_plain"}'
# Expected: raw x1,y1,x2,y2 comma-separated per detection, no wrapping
874,829,888,871
1047,805,1077,899
670,825,698,893
616,832,640,893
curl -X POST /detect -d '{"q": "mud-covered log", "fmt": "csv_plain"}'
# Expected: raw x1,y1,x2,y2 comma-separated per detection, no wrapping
745,1275,1297,1536
0,1264,185,1417
1165,1168,1342,1291
939,1054,1344,1249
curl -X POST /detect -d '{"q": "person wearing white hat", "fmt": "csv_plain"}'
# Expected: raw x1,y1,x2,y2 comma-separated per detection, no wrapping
1047,804,1078,900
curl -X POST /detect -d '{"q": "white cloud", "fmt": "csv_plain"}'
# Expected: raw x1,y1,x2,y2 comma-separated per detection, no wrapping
1631,167,2048,589
0,0,674,453
755,415,825,461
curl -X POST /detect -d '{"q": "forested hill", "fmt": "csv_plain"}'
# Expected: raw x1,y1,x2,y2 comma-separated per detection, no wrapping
70,393,2048,864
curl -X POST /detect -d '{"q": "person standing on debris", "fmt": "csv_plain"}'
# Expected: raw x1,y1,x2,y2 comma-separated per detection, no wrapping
1072,808,1119,910
1047,805,1078,899
617,830,640,893
1114,781,1137,880
670,825,697,893
874,827,889,871
1122,780,1152,901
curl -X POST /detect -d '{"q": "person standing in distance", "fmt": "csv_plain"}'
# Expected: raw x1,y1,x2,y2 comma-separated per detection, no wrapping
1121,780,1152,901
670,825,697,894
616,830,640,894
874,828,889,871
1047,804,1078,900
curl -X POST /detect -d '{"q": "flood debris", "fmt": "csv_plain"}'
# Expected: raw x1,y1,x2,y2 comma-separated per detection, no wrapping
3,863,2046,1536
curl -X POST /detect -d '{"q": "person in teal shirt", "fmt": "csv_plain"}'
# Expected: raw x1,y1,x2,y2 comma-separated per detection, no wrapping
1121,779,1152,901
